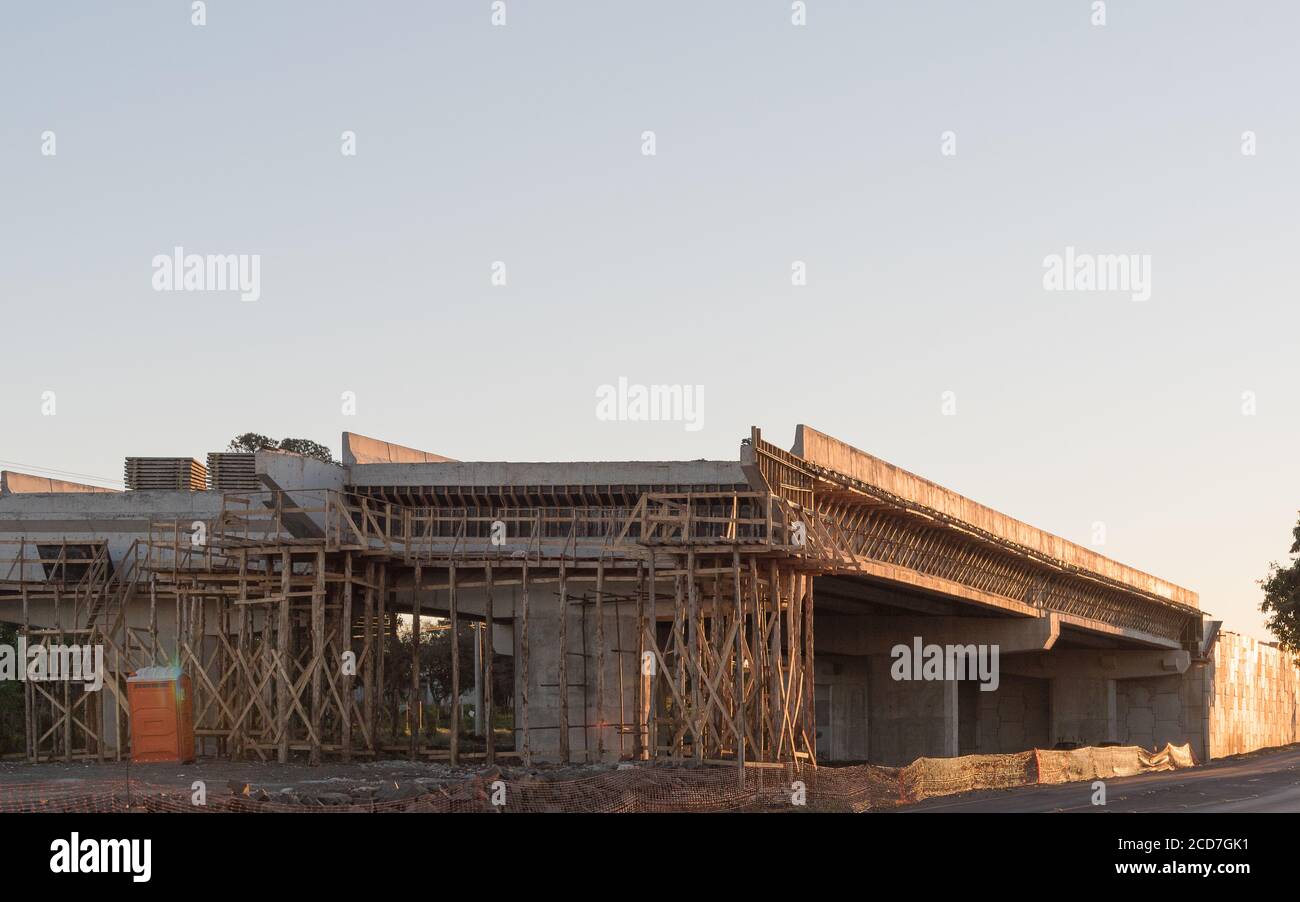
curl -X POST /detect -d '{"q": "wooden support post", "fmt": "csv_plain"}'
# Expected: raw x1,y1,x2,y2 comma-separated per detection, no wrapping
733,549,745,774
58,638,71,761
341,553,353,762
672,572,685,759
449,562,459,766
595,558,605,763
362,562,375,752
196,593,206,757
149,576,159,665
786,568,799,760
484,562,494,765
114,644,123,762
637,555,650,760
21,568,32,762
520,562,530,766
558,562,569,763
377,564,387,746
232,551,248,757
804,573,816,764
687,548,701,760
310,549,324,765
411,563,422,759
277,549,291,764
769,560,783,759
749,557,765,760
174,584,182,680
388,595,400,744
262,556,275,750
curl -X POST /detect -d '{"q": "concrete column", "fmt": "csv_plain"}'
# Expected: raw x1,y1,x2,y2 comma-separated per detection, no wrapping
866,654,960,765
942,676,959,757
814,656,869,761
508,578,636,764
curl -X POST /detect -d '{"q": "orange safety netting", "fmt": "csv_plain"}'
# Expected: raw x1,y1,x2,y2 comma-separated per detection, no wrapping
0,743,1194,813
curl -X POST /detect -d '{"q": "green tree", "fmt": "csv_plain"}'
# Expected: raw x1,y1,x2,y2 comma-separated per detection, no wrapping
1260,513,1300,653
227,432,278,453
276,438,337,465
227,433,338,465
0,623,25,755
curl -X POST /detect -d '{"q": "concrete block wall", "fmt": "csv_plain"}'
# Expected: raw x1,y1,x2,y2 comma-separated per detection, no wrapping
1049,676,1115,747
1209,631,1300,758
967,674,1048,754
1117,675,1190,751
865,654,957,766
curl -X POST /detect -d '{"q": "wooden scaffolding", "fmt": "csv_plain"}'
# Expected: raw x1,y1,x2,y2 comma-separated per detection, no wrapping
87,488,822,767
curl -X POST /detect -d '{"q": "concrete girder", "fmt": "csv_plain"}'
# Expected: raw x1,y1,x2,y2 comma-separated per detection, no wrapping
1003,648,1190,680
815,613,1060,656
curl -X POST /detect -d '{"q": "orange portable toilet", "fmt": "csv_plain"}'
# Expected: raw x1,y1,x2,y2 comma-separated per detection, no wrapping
127,666,195,763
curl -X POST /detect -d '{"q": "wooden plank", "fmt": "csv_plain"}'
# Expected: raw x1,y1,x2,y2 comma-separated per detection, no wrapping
520,562,530,766
558,562,569,763
362,561,375,752
449,562,459,766
277,549,291,764
733,549,745,774
310,549,324,764
484,562,494,765
410,562,422,759
637,555,650,760
595,558,605,762
341,553,353,762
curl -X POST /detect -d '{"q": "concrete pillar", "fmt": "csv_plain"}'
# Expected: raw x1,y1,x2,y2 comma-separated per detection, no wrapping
814,656,869,761
508,577,637,764
866,654,960,765
942,676,959,756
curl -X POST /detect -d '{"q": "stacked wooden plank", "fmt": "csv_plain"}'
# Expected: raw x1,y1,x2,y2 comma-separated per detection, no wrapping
123,457,207,491
205,452,259,491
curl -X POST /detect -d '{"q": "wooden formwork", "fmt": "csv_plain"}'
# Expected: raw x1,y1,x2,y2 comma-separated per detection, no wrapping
0,538,137,762
635,549,817,766
145,540,366,764
109,489,819,769
0,488,819,767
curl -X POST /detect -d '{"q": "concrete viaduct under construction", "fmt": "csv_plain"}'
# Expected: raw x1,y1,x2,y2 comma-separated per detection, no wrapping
0,426,1240,768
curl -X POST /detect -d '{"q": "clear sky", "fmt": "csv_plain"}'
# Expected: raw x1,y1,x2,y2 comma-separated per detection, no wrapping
3,1,1297,640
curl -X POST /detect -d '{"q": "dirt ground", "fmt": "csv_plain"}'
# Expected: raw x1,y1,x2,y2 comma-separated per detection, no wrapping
0,756,628,805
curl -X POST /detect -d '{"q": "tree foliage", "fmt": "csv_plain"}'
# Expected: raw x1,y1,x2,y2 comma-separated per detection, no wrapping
401,621,511,704
276,438,335,464
1260,513,1300,653
0,623,25,755
227,433,338,464
227,432,278,453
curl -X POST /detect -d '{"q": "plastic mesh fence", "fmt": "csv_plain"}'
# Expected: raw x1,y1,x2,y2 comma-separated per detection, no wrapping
0,743,1194,813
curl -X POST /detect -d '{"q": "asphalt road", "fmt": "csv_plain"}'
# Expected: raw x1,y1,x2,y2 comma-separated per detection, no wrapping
907,743,1300,812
